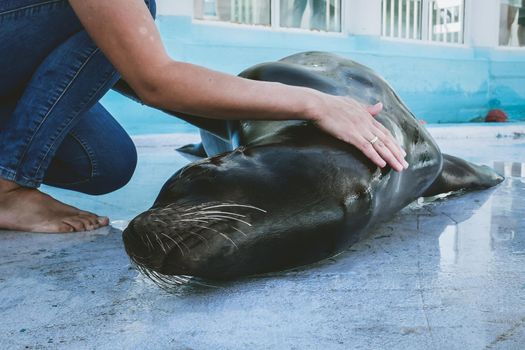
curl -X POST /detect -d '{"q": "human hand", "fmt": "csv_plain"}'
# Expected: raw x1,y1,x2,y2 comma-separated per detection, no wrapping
309,94,409,172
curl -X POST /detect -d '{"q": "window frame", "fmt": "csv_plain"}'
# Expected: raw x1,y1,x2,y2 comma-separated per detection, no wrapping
192,0,347,35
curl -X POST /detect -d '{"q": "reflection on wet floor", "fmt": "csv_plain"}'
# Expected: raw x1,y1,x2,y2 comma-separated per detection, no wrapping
493,161,525,178
438,177,525,273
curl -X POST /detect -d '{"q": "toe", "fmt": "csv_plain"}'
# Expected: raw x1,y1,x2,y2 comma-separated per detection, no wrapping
57,223,75,233
79,214,101,230
62,217,88,232
78,211,109,227
38,222,75,233
97,216,110,226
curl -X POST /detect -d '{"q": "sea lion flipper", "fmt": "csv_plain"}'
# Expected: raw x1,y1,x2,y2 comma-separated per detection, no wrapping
423,154,504,197
176,143,207,160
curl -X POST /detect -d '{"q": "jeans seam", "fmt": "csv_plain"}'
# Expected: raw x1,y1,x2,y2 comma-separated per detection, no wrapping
33,68,117,179
15,47,101,175
0,0,64,17
0,165,39,187
45,177,91,188
68,129,97,178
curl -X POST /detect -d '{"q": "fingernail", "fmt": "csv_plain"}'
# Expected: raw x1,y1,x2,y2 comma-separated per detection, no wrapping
403,160,409,168
97,217,108,224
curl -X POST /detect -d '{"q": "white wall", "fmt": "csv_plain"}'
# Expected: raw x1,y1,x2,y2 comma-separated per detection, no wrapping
155,0,193,16
346,0,382,36
465,0,500,47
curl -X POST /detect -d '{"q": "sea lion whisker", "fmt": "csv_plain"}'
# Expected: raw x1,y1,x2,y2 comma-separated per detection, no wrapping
150,268,189,286
154,218,168,225
185,230,210,247
180,203,202,211
177,236,192,254
191,213,244,221
197,214,253,227
194,224,239,249
181,210,247,218
150,270,186,288
178,218,211,224
198,203,267,213
129,252,150,263
144,234,154,250
231,226,248,237
153,233,168,254
159,206,178,213
182,205,203,212
158,232,186,256
139,234,152,252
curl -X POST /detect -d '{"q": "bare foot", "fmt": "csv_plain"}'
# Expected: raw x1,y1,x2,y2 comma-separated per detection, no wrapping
0,179,109,233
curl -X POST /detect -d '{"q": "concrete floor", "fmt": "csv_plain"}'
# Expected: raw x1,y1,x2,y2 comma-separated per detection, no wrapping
1,124,524,350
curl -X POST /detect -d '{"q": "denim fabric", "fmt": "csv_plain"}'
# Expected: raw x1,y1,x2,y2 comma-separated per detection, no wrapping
0,0,156,194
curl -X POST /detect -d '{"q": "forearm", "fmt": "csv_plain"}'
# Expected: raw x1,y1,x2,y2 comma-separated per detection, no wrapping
143,60,321,121
67,0,319,122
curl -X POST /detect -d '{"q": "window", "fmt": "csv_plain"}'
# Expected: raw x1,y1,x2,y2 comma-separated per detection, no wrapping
499,0,525,46
382,0,465,44
194,0,271,26
194,0,342,32
280,0,341,32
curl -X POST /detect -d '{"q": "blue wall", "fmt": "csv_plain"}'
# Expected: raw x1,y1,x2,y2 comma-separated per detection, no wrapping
103,15,525,135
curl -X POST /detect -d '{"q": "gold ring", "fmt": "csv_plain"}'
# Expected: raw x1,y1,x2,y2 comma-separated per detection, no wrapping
369,136,379,145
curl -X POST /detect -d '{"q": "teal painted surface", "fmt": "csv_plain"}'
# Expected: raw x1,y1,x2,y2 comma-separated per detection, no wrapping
100,91,197,136
103,15,525,135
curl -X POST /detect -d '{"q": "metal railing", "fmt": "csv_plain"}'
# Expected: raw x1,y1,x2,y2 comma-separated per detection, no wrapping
429,0,464,43
382,0,422,39
231,0,267,24
382,0,464,44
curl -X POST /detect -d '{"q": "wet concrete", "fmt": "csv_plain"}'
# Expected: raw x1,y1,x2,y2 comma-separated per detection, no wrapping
0,124,524,349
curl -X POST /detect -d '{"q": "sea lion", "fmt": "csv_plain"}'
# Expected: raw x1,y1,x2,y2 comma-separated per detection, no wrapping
116,52,504,282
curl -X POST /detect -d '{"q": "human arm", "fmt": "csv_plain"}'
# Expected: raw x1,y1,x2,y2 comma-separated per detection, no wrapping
68,0,408,171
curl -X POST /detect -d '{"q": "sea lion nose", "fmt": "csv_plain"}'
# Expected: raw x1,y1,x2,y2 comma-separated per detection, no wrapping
122,211,171,272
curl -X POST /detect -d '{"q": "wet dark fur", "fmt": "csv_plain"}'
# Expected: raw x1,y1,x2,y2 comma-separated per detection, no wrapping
121,52,504,282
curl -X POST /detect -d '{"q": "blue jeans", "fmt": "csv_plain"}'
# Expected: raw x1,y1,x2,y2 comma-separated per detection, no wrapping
0,0,156,195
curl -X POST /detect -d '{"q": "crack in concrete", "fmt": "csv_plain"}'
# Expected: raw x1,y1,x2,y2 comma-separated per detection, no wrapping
485,315,525,349
416,214,437,350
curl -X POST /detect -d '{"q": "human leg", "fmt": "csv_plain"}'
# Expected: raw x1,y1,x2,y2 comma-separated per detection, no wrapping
0,103,137,233
0,0,155,232
311,0,327,30
518,7,525,45
292,0,308,27
499,4,520,45
44,103,137,195
0,29,120,232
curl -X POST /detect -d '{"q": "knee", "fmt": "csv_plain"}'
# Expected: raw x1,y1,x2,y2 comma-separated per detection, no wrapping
85,138,138,196
145,0,157,19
